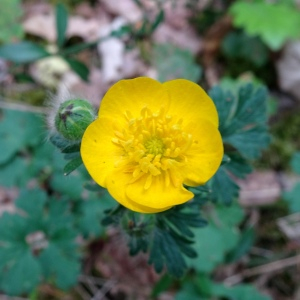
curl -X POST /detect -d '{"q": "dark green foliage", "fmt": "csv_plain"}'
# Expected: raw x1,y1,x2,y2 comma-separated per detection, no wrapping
0,42,50,63
282,152,300,213
0,109,44,164
65,58,89,81
77,190,116,238
0,189,81,296
222,31,269,67
151,274,173,298
210,83,270,159
176,276,271,300
212,282,271,300
49,133,82,175
283,183,300,213
209,166,239,205
63,156,83,175
226,227,256,263
103,199,208,278
0,108,119,295
207,83,270,204
56,3,68,48
290,152,300,175
189,202,244,273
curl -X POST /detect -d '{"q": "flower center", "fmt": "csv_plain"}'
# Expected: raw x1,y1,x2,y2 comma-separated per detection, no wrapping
112,106,194,190
144,137,165,156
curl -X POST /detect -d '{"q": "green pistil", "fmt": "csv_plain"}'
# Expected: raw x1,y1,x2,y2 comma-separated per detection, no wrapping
144,137,165,156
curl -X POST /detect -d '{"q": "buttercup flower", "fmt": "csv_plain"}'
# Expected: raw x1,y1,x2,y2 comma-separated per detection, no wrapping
81,77,223,213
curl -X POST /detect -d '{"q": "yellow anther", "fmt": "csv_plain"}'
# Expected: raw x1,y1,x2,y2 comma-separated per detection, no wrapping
119,105,193,188
133,167,141,178
112,138,119,144
149,164,161,176
114,131,124,139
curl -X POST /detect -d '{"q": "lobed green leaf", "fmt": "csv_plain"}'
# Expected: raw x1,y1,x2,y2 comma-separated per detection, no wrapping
230,1,300,50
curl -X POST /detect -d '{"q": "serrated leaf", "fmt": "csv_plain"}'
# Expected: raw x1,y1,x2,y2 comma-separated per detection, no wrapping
0,109,44,164
210,83,270,160
0,249,42,296
209,166,239,204
225,126,270,160
230,1,300,50
78,199,106,238
153,43,202,82
159,229,187,278
0,187,81,295
15,189,48,231
38,243,80,289
171,234,197,258
50,172,83,199
15,189,47,216
225,153,253,179
0,41,50,63
149,229,164,273
189,203,243,273
63,156,83,175
0,156,29,187
56,3,68,48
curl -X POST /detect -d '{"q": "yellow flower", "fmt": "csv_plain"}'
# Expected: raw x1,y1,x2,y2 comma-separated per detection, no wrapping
81,77,223,213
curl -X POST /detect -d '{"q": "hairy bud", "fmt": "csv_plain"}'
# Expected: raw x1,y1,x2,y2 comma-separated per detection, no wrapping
54,99,96,141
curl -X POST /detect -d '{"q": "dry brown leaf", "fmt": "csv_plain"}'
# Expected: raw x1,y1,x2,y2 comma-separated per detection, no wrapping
94,230,160,300
23,12,108,42
23,13,56,42
153,23,201,54
122,48,149,78
237,171,281,207
100,0,143,23
276,41,300,102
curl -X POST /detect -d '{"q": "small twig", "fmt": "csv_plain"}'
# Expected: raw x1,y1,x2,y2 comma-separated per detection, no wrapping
0,100,47,114
0,295,29,300
74,285,91,300
224,254,300,285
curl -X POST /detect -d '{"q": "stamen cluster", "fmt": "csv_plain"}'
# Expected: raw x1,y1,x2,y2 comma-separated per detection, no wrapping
112,107,194,190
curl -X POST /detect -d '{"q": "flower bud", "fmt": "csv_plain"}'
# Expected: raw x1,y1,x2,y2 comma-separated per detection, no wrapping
54,99,96,141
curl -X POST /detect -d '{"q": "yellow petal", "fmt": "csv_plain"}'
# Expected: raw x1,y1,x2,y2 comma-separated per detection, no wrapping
99,77,170,119
80,117,123,188
126,174,194,209
163,79,219,127
182,119,223,186
106,169,172,213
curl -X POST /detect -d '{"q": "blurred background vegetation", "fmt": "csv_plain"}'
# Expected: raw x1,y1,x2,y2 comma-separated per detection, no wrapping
1,0,300,299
